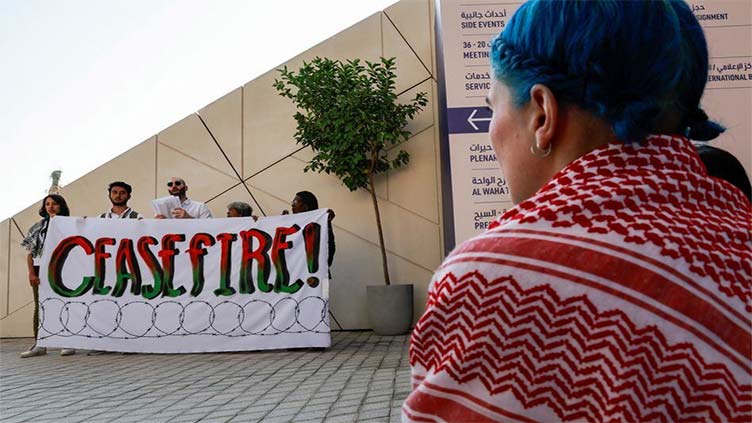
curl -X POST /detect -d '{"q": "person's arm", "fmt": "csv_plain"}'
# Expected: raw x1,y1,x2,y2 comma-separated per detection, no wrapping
27,254,39,286
199,204,212,218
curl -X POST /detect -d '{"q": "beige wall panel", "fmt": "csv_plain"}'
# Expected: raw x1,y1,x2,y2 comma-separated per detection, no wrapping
386,0,433,74
329,227,433,329
13,203,44,239
243,13,383,179
156,143,239,209
0,220,9,319
399,79,435,139
379,198,442,271
1,227,32,338
7,230,33,324
198,87,243,177
242,182,292,219
0,303,34,338
382,13,432,95
250,155,441,270
243,70,303,179
387,128,439,223
159,115,237,180
204,182,260,219
284,12,384,76
59,137,157,218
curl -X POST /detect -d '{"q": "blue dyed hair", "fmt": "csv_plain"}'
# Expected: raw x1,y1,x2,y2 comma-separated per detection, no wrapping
490,0,724,142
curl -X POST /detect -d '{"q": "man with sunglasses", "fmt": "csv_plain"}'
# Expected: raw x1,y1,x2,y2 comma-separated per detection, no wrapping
155,177,212,219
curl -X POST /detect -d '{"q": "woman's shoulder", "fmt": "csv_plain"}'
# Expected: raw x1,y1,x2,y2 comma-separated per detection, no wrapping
26,219,46,233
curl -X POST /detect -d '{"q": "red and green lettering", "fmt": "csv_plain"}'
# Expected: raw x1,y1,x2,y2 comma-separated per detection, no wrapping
186,233,215,297
92,237,116,295
214,233,237,296
272,225,302,294
239,229,272,293
159,233,186,297
137,236,163,300
48,235,95,297
112,238,142,297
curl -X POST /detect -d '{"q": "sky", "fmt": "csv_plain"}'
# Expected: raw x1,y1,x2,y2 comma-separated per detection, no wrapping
0,0,397,221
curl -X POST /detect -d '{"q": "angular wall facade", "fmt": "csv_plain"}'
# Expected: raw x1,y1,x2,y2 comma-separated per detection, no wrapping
0,0,443,337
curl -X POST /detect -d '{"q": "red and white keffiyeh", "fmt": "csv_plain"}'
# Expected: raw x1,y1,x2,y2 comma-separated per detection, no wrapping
405,135,751,422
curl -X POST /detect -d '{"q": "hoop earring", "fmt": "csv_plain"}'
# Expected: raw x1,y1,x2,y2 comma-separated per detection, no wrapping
530,141,552,158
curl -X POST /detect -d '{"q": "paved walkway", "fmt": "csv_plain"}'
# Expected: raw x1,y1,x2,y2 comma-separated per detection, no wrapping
0,331,410,423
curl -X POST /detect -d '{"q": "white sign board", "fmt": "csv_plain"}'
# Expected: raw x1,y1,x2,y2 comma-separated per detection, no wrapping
436,0,751,248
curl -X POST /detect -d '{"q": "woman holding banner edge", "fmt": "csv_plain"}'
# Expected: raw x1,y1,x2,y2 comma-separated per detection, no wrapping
19,194,76,358
404,1,751,422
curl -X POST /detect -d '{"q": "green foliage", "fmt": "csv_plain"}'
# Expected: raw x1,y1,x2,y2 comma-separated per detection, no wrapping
273,57,428,192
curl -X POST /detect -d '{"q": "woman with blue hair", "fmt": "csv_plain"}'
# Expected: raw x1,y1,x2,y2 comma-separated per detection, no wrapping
405,1,751,422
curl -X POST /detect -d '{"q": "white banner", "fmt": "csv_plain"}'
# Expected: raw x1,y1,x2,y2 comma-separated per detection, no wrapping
36,210,330,353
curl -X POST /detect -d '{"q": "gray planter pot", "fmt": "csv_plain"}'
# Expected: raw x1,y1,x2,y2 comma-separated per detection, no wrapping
367,284,414,335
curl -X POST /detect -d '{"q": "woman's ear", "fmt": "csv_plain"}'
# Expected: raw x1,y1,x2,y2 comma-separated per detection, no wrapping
528,84,558,150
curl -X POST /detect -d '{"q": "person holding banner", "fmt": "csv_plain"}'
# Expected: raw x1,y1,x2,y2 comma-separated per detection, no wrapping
405,1,751,422
154,177,212,219
288,191,335,268
89,181,141,356
19,194,76,358
99,181,141,219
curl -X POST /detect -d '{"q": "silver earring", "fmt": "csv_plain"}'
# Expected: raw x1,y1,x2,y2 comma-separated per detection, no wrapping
530,141,552,158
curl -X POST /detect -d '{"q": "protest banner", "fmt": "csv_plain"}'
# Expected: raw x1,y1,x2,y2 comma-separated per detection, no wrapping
36,210,330,353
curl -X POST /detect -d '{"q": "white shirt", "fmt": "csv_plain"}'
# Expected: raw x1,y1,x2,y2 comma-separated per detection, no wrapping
99,207,141,219
180,198,212,219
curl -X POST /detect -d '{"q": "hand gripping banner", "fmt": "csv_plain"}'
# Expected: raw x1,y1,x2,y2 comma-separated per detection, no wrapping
36,210,330,353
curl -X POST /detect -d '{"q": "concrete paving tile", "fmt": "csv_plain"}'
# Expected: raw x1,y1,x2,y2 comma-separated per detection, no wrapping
360,401,390,412
306,395,338,406
219,401,248,411
239,404,274,415
323,414,359,423
168,414,207,422
337,393,363,404
298,403,332,413
332,397,362,408
295,408,329,420
259,415,295,423
358,407,390,419
199,418,235,423
326,405,359,417
266,408,299,418
230,411,267,422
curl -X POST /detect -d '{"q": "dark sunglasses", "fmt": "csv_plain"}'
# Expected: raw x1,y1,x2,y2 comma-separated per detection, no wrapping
167,181,183,187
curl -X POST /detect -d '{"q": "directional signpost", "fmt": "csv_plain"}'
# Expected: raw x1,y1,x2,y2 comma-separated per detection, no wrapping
435,0,750,251
436,1,523,248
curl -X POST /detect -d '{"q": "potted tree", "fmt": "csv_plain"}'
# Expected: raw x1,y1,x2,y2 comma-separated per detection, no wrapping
274,57,428,335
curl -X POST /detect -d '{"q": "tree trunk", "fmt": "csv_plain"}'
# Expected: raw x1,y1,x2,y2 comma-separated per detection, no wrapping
368,170,391,285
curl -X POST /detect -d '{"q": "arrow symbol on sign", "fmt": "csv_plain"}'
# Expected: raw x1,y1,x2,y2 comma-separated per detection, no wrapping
467,109,492,131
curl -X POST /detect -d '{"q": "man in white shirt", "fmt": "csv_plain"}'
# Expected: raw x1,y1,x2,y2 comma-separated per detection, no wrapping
99,181,141,219
155,177,212,219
